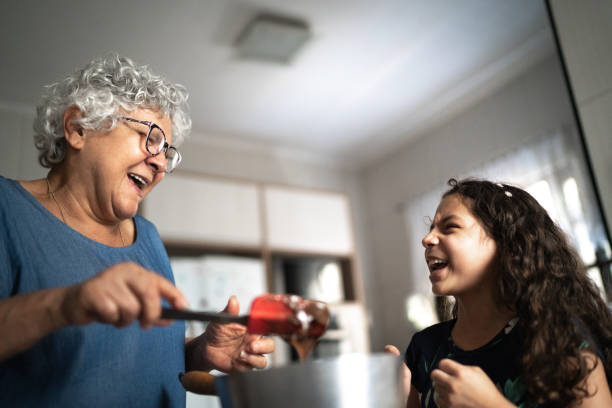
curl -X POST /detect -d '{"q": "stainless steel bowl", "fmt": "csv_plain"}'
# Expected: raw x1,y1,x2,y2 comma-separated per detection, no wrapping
214,353,403,408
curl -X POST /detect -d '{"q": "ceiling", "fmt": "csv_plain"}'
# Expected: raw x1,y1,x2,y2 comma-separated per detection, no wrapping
0,0,555,169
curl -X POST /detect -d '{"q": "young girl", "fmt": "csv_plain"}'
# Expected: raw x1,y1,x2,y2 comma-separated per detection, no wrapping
387,178,612,407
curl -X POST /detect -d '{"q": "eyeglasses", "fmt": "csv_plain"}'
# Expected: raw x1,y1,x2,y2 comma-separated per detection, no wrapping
117,116,181,173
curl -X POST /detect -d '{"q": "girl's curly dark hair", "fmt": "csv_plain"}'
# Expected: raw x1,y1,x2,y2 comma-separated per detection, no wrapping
442,178,612,406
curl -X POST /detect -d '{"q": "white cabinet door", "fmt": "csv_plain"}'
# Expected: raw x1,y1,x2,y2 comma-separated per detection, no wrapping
143,174,262,246
264,186,354,255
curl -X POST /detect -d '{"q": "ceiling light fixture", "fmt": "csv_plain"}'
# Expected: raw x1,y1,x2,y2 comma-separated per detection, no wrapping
235,14,310,64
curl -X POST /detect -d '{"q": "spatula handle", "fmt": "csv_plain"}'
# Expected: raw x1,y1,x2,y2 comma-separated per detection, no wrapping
161,307,248,324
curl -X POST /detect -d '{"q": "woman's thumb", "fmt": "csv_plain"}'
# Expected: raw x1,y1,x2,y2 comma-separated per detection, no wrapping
222,295,240,315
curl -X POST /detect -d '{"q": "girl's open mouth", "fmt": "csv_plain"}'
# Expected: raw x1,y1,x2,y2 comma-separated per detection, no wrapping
428,259,448,271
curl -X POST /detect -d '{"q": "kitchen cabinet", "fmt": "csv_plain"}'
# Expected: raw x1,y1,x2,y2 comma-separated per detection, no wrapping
263,185,354,255
143,174,262,247
144,173,355,257
143,172,361,299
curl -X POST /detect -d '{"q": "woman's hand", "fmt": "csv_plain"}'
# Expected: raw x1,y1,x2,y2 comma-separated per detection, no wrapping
60,262,188,329
430,359,515,408
384,344,412,404
186,296,275,373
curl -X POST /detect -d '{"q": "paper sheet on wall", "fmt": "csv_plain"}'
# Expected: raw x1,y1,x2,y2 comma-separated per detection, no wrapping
170,255,266,338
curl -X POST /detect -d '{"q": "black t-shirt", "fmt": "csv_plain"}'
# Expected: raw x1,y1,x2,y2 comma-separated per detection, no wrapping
405,318,528,407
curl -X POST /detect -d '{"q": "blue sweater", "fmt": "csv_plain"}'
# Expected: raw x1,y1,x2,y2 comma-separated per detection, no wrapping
0,176,186,407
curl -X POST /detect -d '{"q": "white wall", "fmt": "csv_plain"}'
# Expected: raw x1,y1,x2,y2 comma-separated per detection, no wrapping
0,103,44,180
361,56,576,351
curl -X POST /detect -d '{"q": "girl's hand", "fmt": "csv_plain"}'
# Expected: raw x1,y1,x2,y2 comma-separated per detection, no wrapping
384,344,412,404
430,359,515,408
187,296,275,373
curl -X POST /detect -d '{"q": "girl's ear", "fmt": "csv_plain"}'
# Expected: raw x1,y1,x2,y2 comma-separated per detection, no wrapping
63,105,86,150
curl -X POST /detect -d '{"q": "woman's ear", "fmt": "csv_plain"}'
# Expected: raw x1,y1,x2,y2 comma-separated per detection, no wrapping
63,105,86,150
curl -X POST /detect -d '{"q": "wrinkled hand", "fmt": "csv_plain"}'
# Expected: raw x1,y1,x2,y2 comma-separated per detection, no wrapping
187,296,275,373
384,344,412,404
430,359,514,408
60,262,188,329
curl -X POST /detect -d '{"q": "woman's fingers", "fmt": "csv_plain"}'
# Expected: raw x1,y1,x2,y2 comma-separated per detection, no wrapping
90,295,122,324
236,351,268,370
222,296,240,315
126,270,187,328
79,277,139,326
133,279,161,329
229,336,274,370
238,336,275,369
154,273,189,310
110,293,141,327
248,336,275,355
65,262,186,329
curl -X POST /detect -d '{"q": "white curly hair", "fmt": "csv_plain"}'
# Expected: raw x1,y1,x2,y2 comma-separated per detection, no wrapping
33,53,191,168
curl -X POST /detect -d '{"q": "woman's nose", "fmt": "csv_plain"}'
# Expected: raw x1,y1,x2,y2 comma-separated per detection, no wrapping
422,231,439,247
146,152,168,173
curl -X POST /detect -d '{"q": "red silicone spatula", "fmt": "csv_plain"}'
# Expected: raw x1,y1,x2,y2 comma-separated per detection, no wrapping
161,293,329,338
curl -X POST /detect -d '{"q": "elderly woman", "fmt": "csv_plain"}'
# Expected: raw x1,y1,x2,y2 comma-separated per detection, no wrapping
0,54,274,407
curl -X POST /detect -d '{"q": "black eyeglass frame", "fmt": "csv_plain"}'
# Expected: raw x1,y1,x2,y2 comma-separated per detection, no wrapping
117,116,181,173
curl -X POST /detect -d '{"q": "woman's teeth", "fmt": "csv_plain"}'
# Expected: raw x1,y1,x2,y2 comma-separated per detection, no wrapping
129,173,147,189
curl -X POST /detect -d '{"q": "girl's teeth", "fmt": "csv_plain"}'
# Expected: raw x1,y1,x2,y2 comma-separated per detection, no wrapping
429,260,448,270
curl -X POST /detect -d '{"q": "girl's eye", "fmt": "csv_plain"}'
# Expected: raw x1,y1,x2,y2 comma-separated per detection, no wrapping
446,224,459,229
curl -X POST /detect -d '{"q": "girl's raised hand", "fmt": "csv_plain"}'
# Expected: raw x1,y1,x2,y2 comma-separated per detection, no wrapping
430,359,515,408
384,344,412,404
